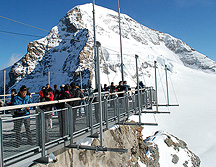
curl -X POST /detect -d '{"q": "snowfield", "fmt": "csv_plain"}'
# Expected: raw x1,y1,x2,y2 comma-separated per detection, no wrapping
130,65,216,166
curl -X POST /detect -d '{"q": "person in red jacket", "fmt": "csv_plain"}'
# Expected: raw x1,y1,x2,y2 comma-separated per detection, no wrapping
48,89,54,101
39,86,46,100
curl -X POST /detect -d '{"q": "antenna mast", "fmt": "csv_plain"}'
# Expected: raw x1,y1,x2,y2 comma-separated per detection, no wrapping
118,0,124,81
93,0,97,88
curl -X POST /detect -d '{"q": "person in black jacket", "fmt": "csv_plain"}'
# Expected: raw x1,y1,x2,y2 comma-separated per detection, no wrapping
117,81,125,97
53,84,60,100
117,81,126,108
56,85,71,137
40,89,52,142
109,82,116,108
70,82,84,131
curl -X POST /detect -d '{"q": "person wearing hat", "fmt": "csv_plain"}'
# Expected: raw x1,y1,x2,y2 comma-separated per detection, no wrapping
13,85,33,147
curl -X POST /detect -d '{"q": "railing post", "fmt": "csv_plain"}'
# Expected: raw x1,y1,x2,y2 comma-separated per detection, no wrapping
114,97,117,117
116,97,120,123
95,41,103,147
90,97,94,136
0,119,4,167
65,103,73,145
104,97,108,130
125,93,129,116
165,65,170,106
40,110,46,157
3,70,6,115
135,55,141,123
149,88,153,109
154,61,158,112
132,93,136,113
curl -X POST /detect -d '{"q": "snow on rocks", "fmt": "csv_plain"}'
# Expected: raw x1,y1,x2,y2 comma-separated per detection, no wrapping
144,130,201,167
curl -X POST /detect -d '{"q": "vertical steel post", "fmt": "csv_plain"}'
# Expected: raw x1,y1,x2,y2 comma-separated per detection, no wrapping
89,100,93,136
80,71,83,90
48,71,50,85
118,0,124,82
67,105,73,145
93,0,97,88
125,94,129,117
154,61,158,112
96,41,103,147
105,98,108,130
135,55,141,123
132,94,136,113
40,110,45,157
117,98,120,123
0,119,4,167
165,65,169,106
3,70,6,114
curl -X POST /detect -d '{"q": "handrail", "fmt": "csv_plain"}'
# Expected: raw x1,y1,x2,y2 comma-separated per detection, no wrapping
0,89,149,112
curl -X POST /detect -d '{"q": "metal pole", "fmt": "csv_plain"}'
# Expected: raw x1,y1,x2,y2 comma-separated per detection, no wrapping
154,61,158,112
118,0,124,82
48,71,50,85
165,65,170,106
96,41,103,147
3,70,6,105
0,119,4,167
135,55,141,123
80,71,83,90
93,0,97,88
3,70,6,115
41,110,45,157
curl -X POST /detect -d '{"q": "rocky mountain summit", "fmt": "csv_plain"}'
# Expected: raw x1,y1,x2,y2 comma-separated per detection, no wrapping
1,3,216,93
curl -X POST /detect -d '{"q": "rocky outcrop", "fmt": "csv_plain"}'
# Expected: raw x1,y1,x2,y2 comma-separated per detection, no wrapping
31,124,200,167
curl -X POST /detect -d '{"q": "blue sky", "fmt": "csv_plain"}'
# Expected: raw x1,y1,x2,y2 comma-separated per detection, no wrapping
0,0,216,70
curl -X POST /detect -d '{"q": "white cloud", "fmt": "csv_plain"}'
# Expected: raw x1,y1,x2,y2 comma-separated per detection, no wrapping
8,53,23,66
0,53,23,70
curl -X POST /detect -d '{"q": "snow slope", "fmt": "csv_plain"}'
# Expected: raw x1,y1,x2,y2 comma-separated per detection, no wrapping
130,65,216,166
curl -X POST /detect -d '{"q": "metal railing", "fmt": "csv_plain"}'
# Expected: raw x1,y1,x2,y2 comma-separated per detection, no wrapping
0,88,156,167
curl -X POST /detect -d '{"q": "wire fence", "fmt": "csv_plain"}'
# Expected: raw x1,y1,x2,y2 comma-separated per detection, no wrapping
0,88,156,166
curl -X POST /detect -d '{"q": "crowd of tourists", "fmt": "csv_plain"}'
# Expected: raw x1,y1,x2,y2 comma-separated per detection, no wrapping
0,80,145,147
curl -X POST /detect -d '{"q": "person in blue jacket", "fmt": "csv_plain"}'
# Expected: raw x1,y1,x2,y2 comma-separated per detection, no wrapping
13,85,33,147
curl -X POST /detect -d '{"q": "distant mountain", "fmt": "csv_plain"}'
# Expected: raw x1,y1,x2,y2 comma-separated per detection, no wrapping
0,3,215,93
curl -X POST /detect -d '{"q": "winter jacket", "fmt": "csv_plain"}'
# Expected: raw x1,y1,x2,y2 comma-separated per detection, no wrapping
13,93,32,117
117,85,125,97
56,91,71,109
49,92,54,101
123,84,131,92
70,88,83,106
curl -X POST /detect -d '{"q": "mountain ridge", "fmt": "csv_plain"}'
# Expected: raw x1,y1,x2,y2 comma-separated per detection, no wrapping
0,3,215,93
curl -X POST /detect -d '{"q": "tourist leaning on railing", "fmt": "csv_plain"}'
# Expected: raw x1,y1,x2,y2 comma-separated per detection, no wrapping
13,85,33,147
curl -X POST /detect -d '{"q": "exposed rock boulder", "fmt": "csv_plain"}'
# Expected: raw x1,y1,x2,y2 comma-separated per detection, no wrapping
31,125,200,167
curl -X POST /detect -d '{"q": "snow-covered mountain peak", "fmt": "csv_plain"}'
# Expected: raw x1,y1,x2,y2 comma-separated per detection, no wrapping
0,3,215,93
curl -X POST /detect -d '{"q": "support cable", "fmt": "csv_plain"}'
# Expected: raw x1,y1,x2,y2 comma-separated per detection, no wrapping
157,67,167,102
0,30,44,38
124,65,137,84
138,60,146,85
0,31,30,42
168,73,179,104
0,16,49,32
